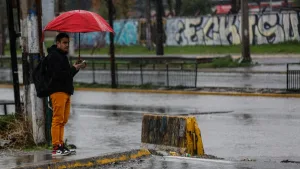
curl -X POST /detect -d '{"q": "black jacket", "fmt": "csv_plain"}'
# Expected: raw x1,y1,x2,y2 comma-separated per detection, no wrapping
47,45,78,95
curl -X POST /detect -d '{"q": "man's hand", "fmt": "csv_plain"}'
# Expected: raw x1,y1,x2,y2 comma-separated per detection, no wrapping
73,63,81,70
73,59,87,70
80,61,87,69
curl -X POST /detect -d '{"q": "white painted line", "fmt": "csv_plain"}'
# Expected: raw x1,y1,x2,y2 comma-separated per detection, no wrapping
164,156,233,164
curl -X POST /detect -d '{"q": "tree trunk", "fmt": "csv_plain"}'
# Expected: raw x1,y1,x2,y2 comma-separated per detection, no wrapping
91,0,101,13
145,0,153,50
167,0,174,17
0,1,5,55
283,0,288,7
175,0,182,16
230,0,241,14
0,13,3,56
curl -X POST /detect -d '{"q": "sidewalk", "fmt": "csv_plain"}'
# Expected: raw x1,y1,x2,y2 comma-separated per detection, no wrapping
0,149,150,169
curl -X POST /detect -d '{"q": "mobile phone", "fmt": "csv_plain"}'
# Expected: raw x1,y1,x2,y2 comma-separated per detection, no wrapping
79,60,86,68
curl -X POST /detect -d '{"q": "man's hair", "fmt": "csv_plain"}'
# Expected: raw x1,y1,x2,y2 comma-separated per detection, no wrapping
56,33,69,42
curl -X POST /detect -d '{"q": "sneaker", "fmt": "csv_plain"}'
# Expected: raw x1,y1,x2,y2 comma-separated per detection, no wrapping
52,144,71,156
52,145,63,156
62,143,76,154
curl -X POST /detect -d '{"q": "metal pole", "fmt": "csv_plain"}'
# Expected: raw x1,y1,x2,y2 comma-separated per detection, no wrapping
287,64,289,91
4,104,7,115
140,63,143,85
108,0,116,88
92,59,95,84
5,0,21,114
195,63,198,88
166,64,169,87
156,0,164,55
79,33,80,59
241,0,251,63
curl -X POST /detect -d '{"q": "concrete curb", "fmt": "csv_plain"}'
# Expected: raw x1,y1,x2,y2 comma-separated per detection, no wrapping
13,149,151,169
74,87,300,98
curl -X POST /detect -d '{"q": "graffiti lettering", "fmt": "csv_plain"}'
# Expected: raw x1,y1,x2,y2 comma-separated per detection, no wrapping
166,12,300,46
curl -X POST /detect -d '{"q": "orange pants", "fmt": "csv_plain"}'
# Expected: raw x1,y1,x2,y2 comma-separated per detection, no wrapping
50,92,71,146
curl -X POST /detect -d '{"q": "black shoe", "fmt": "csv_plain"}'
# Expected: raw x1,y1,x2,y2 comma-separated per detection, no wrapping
62,143,76,154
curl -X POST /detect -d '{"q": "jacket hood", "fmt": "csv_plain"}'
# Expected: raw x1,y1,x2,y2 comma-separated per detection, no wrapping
47,45,57,53
47,45,67,55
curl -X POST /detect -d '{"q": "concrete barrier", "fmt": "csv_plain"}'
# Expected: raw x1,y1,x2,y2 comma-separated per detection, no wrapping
141,114,204,156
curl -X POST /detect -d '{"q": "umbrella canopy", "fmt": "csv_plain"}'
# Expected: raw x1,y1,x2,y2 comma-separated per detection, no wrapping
43,10,114,33
43,10,114,59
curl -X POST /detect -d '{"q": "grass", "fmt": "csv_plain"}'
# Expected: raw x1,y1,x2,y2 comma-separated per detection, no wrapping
22,144,52,151
198,56,254,68
0,115,16,131
4,41,300,55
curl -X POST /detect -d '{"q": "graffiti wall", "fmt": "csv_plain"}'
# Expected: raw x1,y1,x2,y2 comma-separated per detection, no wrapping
76,12,300,48
105,20,138,45
166,12,300,46
75,32,106,49
75,20,138,48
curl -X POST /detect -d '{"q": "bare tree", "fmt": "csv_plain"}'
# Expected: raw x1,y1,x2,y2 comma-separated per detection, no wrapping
167,0,174,16
115,0,136,19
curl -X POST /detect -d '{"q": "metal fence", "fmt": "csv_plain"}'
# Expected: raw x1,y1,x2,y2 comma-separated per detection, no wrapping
71,57,199,88
0,101,16,115
0,56,294,90
287,63,300,92
0,56,201,88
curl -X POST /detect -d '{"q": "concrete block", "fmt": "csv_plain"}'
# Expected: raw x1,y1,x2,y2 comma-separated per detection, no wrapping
141,114,204,156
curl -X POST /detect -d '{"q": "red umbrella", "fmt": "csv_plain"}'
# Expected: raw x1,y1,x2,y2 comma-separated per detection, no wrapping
43,10,114,58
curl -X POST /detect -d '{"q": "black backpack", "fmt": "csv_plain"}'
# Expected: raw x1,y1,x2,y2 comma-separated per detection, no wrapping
33,56,51,98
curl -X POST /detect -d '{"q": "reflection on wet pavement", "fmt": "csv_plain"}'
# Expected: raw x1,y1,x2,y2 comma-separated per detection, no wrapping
72,104,233,116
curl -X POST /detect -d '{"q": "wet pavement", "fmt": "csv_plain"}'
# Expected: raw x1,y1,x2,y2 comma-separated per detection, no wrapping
1,89,300,168
96,156,300,169
78,54,300,65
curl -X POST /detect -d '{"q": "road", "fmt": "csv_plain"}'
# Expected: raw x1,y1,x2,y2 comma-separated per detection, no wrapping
1,64,297,89
0,88,300,168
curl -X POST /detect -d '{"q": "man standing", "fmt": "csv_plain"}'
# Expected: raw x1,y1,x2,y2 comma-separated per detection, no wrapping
47,33,85,156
